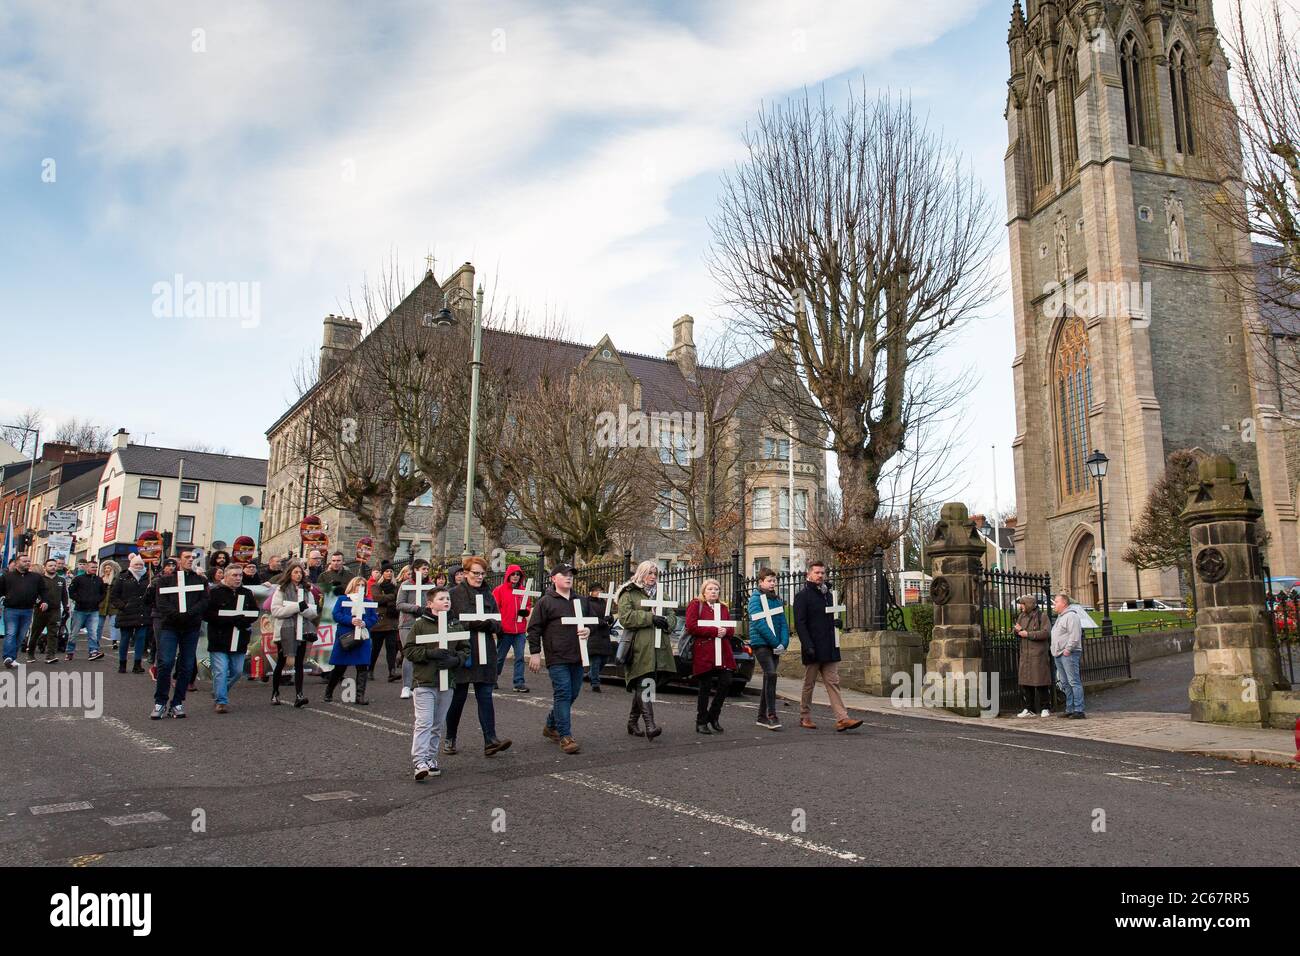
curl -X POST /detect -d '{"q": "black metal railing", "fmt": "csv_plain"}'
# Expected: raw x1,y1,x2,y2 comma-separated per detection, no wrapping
1263,587,1299,685
979,567,1055,714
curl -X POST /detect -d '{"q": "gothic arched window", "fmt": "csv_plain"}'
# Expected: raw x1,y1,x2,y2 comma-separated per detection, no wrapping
1059,48,1079,172
1053,316,1094,500
1169,42,1195,154
1031,77,1053,189
1120,33,1146,147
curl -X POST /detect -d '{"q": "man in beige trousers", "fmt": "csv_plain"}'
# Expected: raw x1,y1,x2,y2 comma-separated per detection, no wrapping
793,561,863,732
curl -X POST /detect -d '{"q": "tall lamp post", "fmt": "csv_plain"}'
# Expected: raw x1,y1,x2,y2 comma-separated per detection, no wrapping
4,424,39,555
1085,449,1113,636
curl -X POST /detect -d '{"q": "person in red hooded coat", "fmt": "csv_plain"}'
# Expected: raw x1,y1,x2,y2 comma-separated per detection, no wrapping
492,564,532,693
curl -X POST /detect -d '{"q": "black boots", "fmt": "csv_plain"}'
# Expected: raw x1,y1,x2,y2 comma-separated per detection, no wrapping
627,695,645,736
696,721,713,735
642,696,661,740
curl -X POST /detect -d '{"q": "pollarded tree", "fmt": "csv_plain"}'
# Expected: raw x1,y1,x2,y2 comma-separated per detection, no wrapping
1123,449,1208,591
709,87,999,551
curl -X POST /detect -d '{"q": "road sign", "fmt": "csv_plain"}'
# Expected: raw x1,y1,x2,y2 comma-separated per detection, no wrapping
47,534,74,561
45,510,78,534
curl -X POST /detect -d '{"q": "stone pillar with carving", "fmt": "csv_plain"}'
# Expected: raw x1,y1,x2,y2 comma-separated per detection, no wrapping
925,502,987,716
1182,455,1288,726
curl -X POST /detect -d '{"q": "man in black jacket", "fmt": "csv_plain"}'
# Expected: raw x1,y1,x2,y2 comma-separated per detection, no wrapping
792,561,862,733
1,553,47,667
150,549,210,720
444,555,511,757
110,553,152,674
67,561,107,661
527,564,592,754
27,559,67,665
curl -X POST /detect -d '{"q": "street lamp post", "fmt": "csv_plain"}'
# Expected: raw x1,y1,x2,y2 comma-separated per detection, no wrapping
3,424,39,554
461,285,485,558
1085,449,1113,636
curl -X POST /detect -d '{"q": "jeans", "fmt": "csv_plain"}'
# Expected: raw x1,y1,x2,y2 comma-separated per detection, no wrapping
588,654,607,687
209,651,246,705
66,610,101,656
104,614,119,647
445,680,497,743
411,686,454,767
154,627,201,707
402,657,413,690
495,632,527,687
2,607,33,662
118,624,148,664
1054,652,1084,714
753,645,780,719
544,662,584,738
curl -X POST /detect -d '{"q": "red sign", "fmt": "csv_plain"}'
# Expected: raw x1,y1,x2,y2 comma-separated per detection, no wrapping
355,536,374,564
103,497,121,543
137,530,163,563
231,535,256,563
299,515,329,552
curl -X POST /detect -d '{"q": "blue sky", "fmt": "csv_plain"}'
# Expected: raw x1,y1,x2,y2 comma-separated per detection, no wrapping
2,0,1047,515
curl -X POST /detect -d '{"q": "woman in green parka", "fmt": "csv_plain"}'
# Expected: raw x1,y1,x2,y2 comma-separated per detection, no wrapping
616,560,678,740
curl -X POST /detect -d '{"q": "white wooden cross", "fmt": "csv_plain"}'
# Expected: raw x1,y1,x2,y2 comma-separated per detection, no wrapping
825,588,845,649
457,593,501,664
159,569,205,613
694,603,737,664
288,588,317,646
399,569,436,606
512,577,541,623
751,592,785,639
639,586,678,650
595,581,618,618
217,592,259,652
561,598,601,667
415,610,471,691
340,592,379,642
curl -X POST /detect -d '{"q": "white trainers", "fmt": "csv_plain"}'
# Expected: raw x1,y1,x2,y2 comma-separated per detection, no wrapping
1016,708,1032,718
150,703,165,720
413,763,430,780
399,686,411,699
1040,709,1051,718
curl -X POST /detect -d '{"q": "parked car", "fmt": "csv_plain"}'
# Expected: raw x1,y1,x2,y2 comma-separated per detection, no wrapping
601,617,755,694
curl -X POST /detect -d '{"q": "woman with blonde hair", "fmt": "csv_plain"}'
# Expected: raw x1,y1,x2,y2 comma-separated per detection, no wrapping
327,575,378,704
615,560,677,740
98,559,120,652
685,577,735,735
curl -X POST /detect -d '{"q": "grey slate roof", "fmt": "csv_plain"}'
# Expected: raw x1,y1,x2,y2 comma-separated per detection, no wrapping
1256,242,1300,336
117,445,267,486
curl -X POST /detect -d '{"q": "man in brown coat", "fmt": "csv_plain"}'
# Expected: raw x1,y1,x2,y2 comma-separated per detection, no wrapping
1014,595,1053,717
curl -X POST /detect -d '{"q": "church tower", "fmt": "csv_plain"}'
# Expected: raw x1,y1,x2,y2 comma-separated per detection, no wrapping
1005,0,1297,602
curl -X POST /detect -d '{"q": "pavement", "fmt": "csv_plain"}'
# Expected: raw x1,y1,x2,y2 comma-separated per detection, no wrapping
2,656,1298,867
776,661,1300,767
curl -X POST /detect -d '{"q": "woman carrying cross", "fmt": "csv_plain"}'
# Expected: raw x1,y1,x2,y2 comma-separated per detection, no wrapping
615,560,678,741
269,560,319,707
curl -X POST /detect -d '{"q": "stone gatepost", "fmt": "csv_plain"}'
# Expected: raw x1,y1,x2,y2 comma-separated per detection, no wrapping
925,502,988,716
1182,455,1290,727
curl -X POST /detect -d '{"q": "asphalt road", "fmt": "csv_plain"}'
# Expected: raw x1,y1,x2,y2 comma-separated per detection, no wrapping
2,658,1297,867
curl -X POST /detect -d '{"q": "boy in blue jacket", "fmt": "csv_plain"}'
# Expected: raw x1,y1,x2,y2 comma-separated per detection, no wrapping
747,568,789,730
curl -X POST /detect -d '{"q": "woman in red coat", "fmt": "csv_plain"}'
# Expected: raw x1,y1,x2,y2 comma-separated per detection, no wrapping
686,578,736,735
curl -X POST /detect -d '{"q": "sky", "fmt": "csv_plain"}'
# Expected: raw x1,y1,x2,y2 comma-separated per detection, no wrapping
1,0,1264,518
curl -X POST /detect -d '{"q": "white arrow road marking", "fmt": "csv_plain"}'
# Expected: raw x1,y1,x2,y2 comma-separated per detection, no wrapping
301,706,406,737
552,771,865,863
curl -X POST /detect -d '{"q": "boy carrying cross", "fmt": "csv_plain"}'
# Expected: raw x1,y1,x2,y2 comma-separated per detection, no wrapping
405,587,469,780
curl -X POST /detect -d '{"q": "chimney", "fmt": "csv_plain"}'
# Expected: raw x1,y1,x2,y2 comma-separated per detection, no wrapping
319,313,363,379
667,314,697,380
446,262,476,298
1004,516,1017,529
41,441,77,464
972,513,987,529
113,428,129,450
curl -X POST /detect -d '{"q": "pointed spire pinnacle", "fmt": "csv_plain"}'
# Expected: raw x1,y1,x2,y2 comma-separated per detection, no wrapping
1009,0,1026,39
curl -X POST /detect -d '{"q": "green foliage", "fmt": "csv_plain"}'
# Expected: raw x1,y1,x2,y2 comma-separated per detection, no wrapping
908,603,934,644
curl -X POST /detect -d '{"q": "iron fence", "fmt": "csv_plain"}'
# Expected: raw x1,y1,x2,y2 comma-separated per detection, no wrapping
980,567,1054,714
1263,587,1299,686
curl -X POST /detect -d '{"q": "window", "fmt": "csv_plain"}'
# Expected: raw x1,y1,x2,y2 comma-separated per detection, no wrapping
139,478,161,499
134,512,157,538
752,488,771,529
101,486,109,509
656,489,688,531
657,490,674,531
1120,34,1146,147
1169,43,1195,154
1031,76,1053,189
176,515,195,544
180,481,199,502
1053,316,1094,500
657,422,690,466
763,435,790,460
1059,49,1079,172
752,557,771,575
776,489,810,530
778,489,790,529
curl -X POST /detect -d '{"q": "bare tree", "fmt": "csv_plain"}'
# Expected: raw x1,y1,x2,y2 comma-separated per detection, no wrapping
1,408,43,455
709,87,999,557
180,441,233,455
1199,2,1300,408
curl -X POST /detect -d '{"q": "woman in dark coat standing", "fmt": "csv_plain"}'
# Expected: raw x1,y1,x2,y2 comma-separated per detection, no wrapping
581,580,615,691
368,563,401,683
686,578,735,735
443,555,511,757
326,576,378,704
1014,595,1053,716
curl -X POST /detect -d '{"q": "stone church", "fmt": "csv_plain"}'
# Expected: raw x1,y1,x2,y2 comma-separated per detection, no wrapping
1004,0,1297,603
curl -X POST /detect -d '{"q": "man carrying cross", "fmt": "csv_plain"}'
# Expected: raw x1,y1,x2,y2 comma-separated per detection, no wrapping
793,560,862,733
405,586,470,779
444,555,511,758
492,563,536,694
204,564,260,713
150,548,210,720
527,564,595,755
